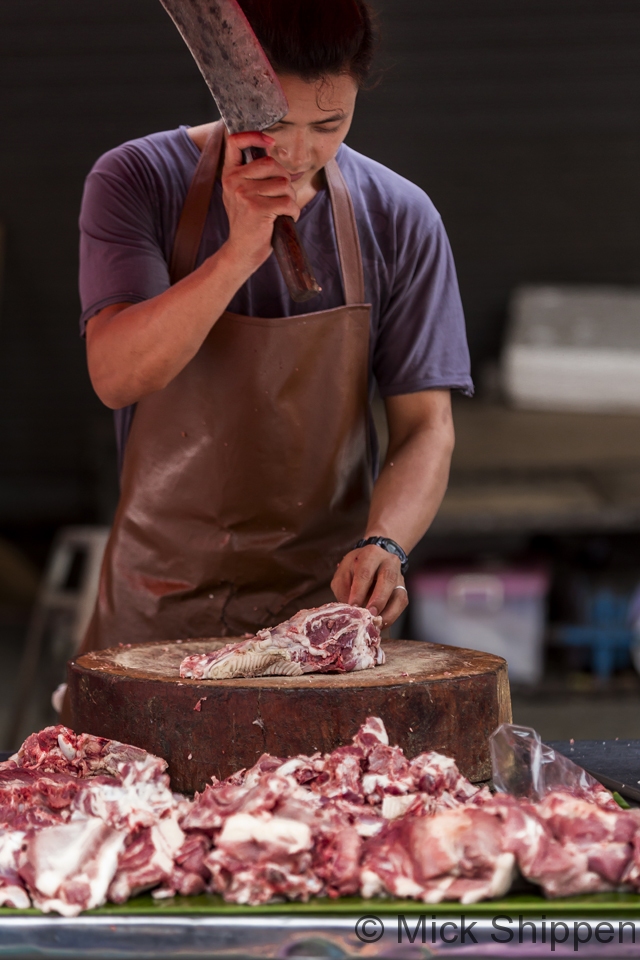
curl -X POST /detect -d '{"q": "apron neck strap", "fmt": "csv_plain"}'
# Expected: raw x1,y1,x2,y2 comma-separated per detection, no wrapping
324,157,365,305
169,121,225,285
170,123,365,304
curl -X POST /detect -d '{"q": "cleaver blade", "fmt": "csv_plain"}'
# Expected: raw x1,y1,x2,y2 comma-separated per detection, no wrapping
158,0,288,134
158,0,321,301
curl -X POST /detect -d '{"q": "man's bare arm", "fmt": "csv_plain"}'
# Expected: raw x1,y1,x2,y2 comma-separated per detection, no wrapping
86,130,299,409
332,389,455,626
86,246,248,409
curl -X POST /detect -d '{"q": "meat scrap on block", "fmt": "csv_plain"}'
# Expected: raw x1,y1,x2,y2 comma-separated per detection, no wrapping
179,603,384,680
4,718,640,913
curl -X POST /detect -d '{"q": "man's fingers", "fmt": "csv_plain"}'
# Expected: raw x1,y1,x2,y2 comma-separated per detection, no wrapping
331,556,354,603
223,136,293,185
229,156,291,183
347,559,377,608
347,545,398,609
246,176,295,198
378,585,409,628
232,176,297,207
257,195,301,222
223,131,275,169
227,186,300,223
365,558,403,618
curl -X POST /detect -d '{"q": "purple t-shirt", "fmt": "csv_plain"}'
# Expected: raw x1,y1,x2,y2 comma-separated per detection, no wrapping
79,126,473,467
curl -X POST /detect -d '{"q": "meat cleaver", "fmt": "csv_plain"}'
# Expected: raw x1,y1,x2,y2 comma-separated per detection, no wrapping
158,0,321,303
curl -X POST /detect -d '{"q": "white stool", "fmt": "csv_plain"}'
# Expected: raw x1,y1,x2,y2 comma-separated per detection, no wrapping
6,526,110,747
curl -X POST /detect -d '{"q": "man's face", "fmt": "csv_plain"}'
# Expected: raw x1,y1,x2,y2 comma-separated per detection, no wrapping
264,73,358,194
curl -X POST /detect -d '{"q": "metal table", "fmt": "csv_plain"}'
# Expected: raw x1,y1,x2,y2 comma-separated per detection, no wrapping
1,897,640,959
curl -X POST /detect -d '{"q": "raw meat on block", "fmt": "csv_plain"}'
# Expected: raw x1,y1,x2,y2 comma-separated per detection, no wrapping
179,603,384,679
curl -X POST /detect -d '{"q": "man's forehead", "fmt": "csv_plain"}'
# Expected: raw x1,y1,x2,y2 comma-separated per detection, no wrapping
276,73,357,120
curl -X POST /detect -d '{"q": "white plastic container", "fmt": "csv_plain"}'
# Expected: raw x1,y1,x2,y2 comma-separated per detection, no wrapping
502,285,640,413
409,569,549,685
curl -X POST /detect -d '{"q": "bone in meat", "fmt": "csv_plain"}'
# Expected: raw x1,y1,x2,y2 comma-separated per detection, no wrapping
179,603,384,679
3,725,168,785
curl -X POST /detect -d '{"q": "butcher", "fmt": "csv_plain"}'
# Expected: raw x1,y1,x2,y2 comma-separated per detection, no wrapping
78,0,472,651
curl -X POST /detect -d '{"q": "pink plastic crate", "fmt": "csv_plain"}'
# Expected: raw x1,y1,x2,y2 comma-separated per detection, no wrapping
409,568,549,684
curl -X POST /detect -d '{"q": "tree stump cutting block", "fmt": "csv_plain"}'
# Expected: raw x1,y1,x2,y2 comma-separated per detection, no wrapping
68,639,511,794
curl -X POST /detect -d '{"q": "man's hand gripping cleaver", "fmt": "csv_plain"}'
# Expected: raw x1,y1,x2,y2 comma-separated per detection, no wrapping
158,0,321,303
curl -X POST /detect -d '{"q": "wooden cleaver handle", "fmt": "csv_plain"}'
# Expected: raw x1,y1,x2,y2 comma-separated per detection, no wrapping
242,146,321,303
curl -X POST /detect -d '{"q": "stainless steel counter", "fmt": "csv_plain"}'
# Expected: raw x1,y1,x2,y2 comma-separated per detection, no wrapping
0,912,639,959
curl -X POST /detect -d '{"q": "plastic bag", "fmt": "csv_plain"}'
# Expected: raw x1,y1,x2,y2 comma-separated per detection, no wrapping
490,723,600,802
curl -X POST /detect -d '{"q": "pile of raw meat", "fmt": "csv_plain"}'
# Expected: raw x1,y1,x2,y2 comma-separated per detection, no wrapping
1,718,639,915
180,603,384,679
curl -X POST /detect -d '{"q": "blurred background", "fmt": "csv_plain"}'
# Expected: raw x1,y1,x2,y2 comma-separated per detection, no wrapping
1,0,640,747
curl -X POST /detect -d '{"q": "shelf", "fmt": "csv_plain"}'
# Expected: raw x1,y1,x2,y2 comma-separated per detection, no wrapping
430,400,640,536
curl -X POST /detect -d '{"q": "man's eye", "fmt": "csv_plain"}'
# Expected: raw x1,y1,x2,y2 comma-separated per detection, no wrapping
315,125,341,134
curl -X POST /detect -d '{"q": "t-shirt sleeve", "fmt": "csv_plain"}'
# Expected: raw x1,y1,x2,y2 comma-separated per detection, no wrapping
78,150,172,335
373,203,473,398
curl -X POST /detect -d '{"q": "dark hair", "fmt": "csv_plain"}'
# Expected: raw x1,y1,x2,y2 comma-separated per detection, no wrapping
237,0,377,86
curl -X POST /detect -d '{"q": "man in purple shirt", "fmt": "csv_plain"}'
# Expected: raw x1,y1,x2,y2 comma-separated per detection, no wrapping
78,0,473,650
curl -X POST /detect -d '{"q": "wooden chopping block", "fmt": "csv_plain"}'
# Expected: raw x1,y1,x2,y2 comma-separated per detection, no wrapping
68,639,511,793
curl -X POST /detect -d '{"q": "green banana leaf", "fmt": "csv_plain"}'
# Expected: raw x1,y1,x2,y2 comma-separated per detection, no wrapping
2,891,640,918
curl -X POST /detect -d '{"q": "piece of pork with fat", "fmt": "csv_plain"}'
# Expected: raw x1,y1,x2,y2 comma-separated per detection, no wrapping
486,793,640,897
153,831,212,899
205,810,323,905
3,725,169,786
108,815,185,904
19,818,127,917
361,807,515,904
71,767,177,831
0,830,31,908
180,603,384,679
537,792,640,891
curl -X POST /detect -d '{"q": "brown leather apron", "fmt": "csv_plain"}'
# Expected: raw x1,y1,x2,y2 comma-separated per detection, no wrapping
83,122,372,650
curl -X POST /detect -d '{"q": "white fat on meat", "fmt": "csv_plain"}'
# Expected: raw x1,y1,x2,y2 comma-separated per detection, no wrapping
352,716,389,752
0,830,30,909
71,769,176,830
57,733,76,762
179,603,384,679
218,813,312,856
381,794,419,820
0,881,30,909
206,813,321,905
20,818,126,916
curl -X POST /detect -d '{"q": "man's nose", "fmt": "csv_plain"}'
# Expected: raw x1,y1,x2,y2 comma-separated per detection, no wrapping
279,132,309,168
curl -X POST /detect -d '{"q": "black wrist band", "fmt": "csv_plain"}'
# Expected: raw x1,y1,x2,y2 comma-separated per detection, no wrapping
354,536,409,576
